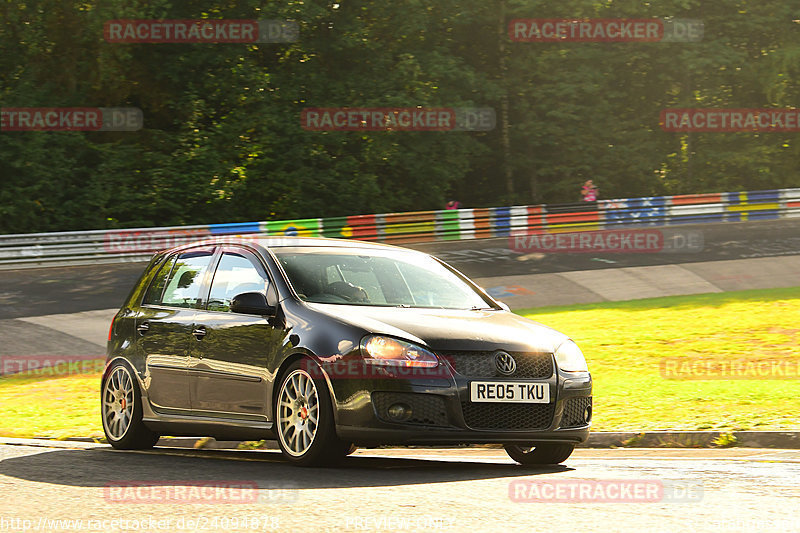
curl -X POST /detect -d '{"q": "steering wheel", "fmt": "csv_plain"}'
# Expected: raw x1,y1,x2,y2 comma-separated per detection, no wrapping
325,281,368,303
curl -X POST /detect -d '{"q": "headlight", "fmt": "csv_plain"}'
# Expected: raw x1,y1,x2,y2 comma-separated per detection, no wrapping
554,340,589,372
361,336,439,368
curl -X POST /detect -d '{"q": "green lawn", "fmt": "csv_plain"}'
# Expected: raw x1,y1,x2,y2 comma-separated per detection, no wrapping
1,287,799,439
519,287,800,431
0,372,104,439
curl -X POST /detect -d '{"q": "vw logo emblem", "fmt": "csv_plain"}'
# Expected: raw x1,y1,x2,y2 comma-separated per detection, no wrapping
494,351,516,375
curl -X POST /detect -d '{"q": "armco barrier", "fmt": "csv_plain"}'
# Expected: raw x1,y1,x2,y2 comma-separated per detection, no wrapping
0,188,798,269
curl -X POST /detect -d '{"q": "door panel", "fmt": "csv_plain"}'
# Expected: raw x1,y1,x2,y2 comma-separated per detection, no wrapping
190,312,276,417
138,307,195,410
136,247,214,412
189,249,281,418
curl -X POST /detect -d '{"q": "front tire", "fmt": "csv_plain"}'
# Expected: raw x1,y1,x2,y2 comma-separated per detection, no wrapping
504,443,575,465
101,361,160,450
275,359,352,466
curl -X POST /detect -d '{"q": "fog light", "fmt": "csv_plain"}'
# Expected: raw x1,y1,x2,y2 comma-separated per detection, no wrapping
387,403,412,422
584,405,592,424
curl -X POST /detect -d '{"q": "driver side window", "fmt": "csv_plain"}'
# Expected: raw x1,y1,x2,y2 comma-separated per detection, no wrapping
207,251,268,312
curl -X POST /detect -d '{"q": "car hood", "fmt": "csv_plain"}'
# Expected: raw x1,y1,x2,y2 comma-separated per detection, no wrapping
305,303,568,353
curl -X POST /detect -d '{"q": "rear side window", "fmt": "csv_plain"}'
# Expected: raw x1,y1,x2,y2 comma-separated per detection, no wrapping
142,255,176,305
161,249,214,308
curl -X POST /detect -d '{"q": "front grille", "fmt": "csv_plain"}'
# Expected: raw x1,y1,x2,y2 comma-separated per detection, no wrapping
561,396,592,428
372,392,450,427
440,351,554,379
461,402,555,431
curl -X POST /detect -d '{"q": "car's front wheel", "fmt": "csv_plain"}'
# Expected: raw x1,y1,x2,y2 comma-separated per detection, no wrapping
101,361,160,449
504,443,575,465
275,359,352,466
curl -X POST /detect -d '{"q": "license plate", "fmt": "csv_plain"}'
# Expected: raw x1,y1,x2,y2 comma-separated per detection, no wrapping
469,381,550,403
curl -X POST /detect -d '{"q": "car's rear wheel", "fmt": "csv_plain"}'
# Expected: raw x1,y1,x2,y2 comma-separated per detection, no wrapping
275,359,352,466
101,361,160,449
504,443,575,465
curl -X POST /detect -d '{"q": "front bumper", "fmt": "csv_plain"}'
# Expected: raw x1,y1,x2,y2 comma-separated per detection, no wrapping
322,359,592,447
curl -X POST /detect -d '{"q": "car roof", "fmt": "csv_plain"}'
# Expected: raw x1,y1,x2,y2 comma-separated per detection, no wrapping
255,236,400,249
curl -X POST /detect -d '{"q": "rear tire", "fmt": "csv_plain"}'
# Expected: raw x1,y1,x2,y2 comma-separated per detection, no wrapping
274,359,351,466
101,361,160,450
504,443,575,465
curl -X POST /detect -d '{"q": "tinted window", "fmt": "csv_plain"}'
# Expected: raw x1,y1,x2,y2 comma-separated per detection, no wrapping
336,263,386,304
275,248,493,309
207,252,268,312
142,255,176,305
161,249,214,308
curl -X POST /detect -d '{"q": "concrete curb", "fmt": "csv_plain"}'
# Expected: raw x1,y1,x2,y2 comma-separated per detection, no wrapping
579,430,800,449
16,431,800,450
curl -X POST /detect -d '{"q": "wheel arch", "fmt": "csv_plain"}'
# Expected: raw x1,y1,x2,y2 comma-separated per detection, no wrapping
102,356,156,424
102,356,145,392
271,351,341,427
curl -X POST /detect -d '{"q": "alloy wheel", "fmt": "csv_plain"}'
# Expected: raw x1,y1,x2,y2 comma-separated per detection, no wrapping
277,369,320,457
102,365,135,440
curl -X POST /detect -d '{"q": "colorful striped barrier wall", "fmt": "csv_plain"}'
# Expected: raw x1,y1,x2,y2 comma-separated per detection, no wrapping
1,188,798,268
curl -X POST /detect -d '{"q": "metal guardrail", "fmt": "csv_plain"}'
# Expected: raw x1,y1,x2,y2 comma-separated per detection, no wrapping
1,188,798,269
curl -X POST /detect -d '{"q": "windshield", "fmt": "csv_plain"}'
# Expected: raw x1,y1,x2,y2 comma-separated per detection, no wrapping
273,247,495,310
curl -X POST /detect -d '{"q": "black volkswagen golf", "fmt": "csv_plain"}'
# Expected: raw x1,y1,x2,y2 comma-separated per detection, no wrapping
102,237,592,466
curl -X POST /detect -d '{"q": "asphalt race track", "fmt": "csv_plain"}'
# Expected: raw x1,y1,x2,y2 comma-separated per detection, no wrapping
2,218,800,320
1,218,800,359
0,441,798,532
416,217,800,278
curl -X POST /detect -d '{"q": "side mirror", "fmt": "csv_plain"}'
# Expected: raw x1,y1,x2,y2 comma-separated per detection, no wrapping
497,301,511,312
231,292,276,317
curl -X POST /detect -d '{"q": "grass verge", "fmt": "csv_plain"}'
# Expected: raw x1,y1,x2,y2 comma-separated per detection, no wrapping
519,287,800,431
0,372,104,439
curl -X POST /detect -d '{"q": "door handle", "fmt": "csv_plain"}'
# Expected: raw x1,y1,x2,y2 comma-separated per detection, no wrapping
136,322,150,335
192,326,207,340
